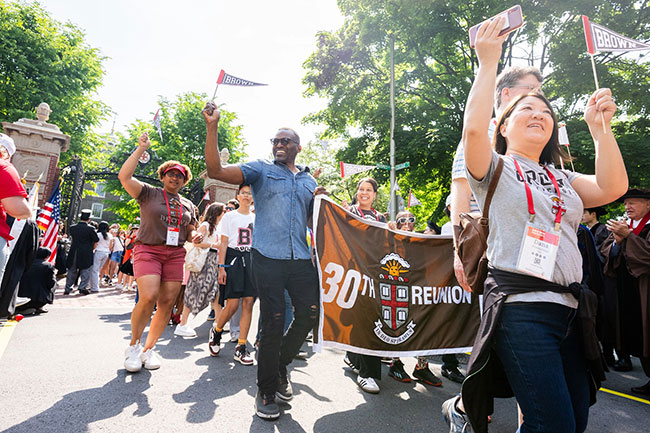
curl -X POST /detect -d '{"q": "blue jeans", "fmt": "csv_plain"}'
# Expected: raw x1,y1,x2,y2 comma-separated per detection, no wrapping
494,302,589,433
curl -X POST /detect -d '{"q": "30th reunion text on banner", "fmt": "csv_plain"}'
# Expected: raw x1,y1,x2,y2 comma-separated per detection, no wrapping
312,197,481,357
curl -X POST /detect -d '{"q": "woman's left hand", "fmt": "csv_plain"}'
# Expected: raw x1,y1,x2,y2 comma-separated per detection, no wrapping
191,231,204,244
585,88,616,128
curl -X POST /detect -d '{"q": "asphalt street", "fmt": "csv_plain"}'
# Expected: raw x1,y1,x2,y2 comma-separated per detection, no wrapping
0,284,648,432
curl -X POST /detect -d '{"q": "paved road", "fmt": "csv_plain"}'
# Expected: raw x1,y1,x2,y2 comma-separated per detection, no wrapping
0,283,648,432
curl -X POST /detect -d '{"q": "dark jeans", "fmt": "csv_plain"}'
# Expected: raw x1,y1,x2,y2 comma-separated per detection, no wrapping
494,302,590,433
251,249,319,396
441,354,459,369
346,353,381,379
256,289,294,341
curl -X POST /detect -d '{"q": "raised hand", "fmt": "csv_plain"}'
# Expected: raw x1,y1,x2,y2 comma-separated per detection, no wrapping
202,101,221,125
474,15,508,67
585,88,616,128
138,132,151,150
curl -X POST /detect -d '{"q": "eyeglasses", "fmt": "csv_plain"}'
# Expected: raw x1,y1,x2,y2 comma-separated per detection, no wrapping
397,217,416,225
165,171,185,180
238,191,252,196
510,83,541,92
270,137,295,146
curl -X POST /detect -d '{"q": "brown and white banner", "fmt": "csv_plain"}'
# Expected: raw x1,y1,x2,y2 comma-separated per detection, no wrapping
313,197,481,357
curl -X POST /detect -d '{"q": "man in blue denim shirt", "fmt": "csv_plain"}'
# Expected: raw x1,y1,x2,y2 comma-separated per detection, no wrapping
203,101,325,420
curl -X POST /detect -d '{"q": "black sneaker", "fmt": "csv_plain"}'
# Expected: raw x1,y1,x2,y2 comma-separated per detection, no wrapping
234,344,254,365
276,372,293,402
613,358,633,372
255,391,280,420
208,327,222,357
413,366,443,386
441,365,466,384
388,359,412,382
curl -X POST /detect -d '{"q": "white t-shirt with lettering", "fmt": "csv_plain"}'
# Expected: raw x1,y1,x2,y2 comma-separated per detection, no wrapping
220,210,255,251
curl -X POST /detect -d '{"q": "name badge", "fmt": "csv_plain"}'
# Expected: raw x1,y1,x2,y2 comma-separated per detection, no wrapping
166,227,180,246
516,222,560,281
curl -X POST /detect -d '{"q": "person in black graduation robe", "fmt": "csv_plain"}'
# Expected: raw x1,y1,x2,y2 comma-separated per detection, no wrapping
601,189,650,395
16,247,57,314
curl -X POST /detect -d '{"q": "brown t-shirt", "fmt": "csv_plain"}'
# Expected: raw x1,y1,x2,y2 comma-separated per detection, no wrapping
135,183,197,245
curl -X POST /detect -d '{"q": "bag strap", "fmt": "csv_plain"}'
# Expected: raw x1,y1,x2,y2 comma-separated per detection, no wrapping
482,157,504,219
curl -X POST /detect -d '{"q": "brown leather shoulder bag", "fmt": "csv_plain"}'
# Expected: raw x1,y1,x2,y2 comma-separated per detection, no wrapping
455,157,504,294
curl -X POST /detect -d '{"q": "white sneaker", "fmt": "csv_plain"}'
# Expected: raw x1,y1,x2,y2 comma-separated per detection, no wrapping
229,332,239,343
116,283,123,290
357,375,380,394
124,342,143,373
141,348,161,370
174,324,197,338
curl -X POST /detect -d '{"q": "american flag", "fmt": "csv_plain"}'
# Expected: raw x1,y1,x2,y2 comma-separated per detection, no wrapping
37,179,62,263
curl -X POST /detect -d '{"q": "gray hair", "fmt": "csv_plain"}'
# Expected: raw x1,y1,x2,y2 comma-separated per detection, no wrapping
495,66,543,109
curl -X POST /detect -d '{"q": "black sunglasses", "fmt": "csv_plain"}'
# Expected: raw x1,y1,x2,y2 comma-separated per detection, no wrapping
397,217,416,225
225,206,234,211
270,137,295,146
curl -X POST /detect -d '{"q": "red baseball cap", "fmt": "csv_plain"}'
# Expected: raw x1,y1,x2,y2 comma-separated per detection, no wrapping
163,164,187,178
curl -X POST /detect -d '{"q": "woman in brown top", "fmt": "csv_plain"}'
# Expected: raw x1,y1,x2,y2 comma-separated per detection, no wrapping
119,132,200,373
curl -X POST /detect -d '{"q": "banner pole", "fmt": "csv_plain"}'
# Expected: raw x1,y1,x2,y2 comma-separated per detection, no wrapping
589,54,608,133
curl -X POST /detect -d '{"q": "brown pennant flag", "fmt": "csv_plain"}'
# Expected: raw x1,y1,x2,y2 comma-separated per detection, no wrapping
313,197,481,357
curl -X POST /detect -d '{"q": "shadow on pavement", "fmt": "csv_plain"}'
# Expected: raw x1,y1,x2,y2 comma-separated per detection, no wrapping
172,354,257,423
2,370,152,433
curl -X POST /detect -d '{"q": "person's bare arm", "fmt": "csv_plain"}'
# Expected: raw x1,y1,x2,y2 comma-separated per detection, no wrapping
570,88,627,207
118,133,148,199
202,102,244,185
218,234,228,285
450,178,472,292
1,196,31,219
463,17,506,181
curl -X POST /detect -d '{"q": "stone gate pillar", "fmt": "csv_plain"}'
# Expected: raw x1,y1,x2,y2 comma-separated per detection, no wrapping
2,102,70,207
200,148,238,206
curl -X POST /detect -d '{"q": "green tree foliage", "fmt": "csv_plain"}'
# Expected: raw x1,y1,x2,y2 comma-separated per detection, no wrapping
104,93,247,224
0,0,108,167
303,0,650,223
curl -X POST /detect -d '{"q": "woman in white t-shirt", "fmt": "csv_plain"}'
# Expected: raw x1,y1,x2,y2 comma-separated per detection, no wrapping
174,202,226,337
90,221,113,292
108,229,126,284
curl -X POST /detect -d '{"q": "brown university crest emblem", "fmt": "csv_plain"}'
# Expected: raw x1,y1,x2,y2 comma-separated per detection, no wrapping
374,253,417,344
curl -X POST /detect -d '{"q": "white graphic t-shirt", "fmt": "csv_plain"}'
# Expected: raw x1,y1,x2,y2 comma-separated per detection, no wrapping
220,210,255,251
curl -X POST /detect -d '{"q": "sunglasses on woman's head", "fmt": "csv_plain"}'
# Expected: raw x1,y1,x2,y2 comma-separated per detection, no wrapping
397,217,416,225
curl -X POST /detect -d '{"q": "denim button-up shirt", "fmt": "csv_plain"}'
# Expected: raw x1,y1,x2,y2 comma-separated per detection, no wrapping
240,159,316,260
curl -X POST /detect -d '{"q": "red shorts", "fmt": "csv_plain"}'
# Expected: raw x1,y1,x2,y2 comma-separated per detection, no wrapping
133,244,186,282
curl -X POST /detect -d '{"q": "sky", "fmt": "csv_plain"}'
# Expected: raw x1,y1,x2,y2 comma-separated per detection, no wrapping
40,0,344,160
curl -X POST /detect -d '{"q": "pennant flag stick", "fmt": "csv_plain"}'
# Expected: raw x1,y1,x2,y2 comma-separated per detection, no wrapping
582,16,608,134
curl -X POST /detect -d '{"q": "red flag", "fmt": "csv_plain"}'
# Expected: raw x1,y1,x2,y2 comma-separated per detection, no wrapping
201,190,210,202
582,16,596,55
